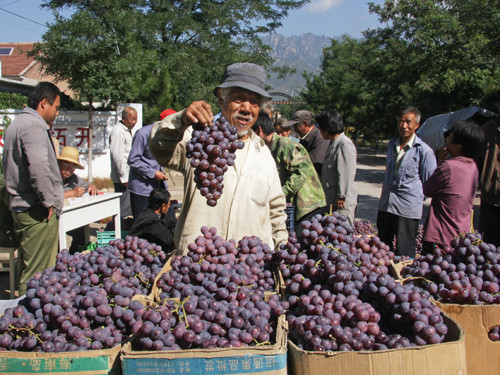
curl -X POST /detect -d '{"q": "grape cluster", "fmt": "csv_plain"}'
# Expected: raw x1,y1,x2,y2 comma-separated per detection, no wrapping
353,220,377,237
489,326,500,341
0,237,166,352
130,293,283,351
279,212,447,351
401,232,500,305
130,227,286,351
186,116,244,206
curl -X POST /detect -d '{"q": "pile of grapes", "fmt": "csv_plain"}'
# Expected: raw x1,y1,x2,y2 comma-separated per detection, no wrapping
129,226,286,351
279,212,448,351
401,232,500,305
353,220,424,257
186,116,244,206
0,237,167,352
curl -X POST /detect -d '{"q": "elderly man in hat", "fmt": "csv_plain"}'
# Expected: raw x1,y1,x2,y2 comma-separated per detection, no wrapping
286,110,330,177
58,146,98,198
150,62,288,254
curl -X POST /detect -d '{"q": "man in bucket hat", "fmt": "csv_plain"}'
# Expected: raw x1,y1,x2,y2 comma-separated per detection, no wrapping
285,110,330,177
150,62,288,254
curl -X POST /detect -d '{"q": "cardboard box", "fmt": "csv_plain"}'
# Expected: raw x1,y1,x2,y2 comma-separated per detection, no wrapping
0,343,122,375
435,301,500,375
288,314,466,375
120,315,287,375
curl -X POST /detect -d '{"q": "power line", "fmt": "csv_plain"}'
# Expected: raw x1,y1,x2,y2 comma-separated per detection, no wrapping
0,6,47,27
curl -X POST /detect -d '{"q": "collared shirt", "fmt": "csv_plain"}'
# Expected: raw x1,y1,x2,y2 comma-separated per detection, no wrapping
149,111,288,254
394,133,416,173
128,124,168,196
2,107,64,214
378,135,436,219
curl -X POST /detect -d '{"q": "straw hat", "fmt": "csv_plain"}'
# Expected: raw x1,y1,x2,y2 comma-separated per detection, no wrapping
57,146,84,169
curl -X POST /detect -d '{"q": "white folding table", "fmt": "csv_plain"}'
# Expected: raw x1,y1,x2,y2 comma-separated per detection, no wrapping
58,192,122,251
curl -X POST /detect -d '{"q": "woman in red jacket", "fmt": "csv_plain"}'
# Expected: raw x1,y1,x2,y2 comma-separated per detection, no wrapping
422,120,484,254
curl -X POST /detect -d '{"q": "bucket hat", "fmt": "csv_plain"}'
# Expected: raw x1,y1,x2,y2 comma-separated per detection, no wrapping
57,146,84,169
214,62,271,99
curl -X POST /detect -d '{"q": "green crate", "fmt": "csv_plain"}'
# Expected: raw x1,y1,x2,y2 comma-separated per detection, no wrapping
96,231,129,246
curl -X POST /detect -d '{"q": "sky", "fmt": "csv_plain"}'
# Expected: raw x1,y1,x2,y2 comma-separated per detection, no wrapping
0,0,385,43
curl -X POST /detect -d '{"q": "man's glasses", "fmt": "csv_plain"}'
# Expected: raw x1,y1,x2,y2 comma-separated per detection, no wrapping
60,161,76,171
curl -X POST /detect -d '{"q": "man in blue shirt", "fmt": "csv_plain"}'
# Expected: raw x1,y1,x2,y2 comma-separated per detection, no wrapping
127,109,175,219
377,106,436,257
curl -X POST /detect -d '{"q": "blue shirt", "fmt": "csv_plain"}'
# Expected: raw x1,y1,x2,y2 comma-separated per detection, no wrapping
378,135,436,219
127,124,168,196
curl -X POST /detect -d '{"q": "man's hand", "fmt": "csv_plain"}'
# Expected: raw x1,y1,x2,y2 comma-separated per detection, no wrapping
47,206,54,220
154,171,168,181
87,184,98,196
437,147,449,164
72,187,85,197
181,101,214,127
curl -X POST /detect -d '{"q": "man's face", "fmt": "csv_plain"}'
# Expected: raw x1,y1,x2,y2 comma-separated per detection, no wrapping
160,202,170,215
58,160,76,180
39,95,60,127
123,110,138,130
218,87,261,138
276,125,291,137
294,122,308,137
397,112,419,143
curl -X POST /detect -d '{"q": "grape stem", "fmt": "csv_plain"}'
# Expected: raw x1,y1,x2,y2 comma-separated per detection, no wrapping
9,325,43,343
398,276,434,285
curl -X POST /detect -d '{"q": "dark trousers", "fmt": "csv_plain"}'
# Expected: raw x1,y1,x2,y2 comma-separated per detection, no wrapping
113,182,132,218
130,192,149,221
377,211,419,258
479,200,500,247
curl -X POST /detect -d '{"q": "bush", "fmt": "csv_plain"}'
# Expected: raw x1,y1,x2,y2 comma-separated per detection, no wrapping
0,92,27,109
91,177,114,190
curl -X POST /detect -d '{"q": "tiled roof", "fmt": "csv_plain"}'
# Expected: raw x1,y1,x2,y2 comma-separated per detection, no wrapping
0,42,37,77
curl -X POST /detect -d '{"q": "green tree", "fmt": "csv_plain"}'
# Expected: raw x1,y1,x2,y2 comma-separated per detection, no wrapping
367,0,500,116
39,0,309,124
303,0,500,140
32,1,158,178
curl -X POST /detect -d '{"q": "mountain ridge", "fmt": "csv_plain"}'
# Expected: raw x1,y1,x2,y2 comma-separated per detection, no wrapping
262,33,332,97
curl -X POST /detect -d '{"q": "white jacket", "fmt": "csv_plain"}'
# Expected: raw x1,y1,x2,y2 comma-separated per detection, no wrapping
149,111,288,254
109,122,132,184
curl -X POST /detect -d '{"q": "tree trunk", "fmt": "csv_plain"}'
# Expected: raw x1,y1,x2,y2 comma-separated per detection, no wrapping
87,97,94,181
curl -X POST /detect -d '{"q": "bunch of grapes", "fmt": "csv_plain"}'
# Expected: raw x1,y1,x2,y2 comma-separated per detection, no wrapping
362,273,447,346
186,116,244,206
353,220,377,236
156,226,277,301
279,212,448,351
129,227,286,350
0,237,167,352
489,326,500,341
401,232,500,305
130,293,284,351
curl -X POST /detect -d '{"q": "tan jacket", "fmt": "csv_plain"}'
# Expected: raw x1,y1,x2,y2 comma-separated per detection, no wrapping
149,111,288,254
2,107,64,214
